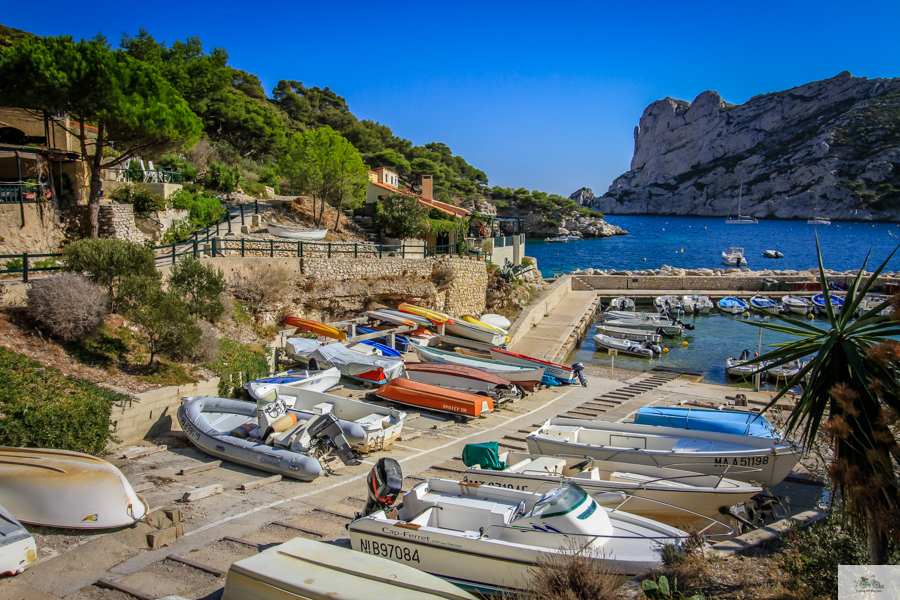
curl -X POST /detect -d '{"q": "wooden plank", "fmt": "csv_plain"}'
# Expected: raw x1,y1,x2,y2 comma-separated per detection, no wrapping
182,484,223,502
240,475,282,490
312,508,355,520
399,431,422,441
271,521,325,537
503,434,527,442
178,461,221,476
497,441,526,450
166,555,227,578
95,579,157,600
132,482,154,493
223,536,261,548
123,445,167,460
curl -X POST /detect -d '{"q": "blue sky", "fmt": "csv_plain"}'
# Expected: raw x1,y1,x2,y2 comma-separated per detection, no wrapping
4,1,899,195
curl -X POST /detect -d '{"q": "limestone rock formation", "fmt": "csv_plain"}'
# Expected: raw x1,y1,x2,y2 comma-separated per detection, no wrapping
580,72,900,221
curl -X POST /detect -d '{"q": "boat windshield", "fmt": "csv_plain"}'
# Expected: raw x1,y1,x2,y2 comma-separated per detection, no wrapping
532,483,589,518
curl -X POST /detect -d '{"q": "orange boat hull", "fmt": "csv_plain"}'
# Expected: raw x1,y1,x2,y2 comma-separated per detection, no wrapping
374,378,493,418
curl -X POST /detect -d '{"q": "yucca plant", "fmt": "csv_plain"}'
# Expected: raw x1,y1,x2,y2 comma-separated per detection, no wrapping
743,236,900,564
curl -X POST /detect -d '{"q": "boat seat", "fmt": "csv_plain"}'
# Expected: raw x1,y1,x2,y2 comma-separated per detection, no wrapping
414,494,518,532
516,457,565,476
570,467,601,481
313,403,334,415
505,458,533,472
271,419,310,448
356,413,387,429
609,472,692,488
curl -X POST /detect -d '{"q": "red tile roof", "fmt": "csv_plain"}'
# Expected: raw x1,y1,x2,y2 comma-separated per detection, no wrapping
366,181,470,217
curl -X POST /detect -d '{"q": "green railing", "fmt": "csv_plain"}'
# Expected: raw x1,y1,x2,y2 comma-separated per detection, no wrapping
0,183,44,204
104,169,184,184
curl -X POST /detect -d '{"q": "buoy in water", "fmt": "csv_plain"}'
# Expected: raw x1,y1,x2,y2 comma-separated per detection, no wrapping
743,311,750,317
643,258,647,261
680,249,684,253
663,347,669,354
807,313,816,320
681,341,688,347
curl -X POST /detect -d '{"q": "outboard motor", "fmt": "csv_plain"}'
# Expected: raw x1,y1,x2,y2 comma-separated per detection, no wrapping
656,326,675,339
364,457,403,516
307,413,361,467
571,362,587,387
676,318,695,330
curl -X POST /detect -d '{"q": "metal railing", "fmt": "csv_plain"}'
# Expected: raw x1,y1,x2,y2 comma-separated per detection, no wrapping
103,168,184,185
0,183,45,204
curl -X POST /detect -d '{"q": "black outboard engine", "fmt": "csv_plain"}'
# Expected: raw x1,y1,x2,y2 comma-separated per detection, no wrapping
307,413,361,466
571,362,587,387
364,457,403,516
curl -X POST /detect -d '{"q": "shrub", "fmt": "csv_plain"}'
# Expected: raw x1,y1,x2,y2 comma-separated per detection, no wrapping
118,275,201,365
27,273,109,342
190,320,220,363
203,162,242,192
166,189,225,241
229,263,294,312
156,155,198,182
525,546,620,600
374,193,430,239
206,338,269,397
110,183,167,213
258,166,279,186
63,238,159,310
168,257,226,321
641,575,703,600
0,347,129,455
482,240,493,255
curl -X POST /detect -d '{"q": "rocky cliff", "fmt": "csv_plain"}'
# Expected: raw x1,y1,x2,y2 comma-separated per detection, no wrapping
578,72,900,221
465,194,627,238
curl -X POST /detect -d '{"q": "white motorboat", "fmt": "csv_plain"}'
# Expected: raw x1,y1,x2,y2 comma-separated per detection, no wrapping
602,318,683,336
265,221,328,240
682,293,713,315
722,247,748,267
245,368,341,399
348,478,687,595
253,385,406,452
544,235,582,242
411,344,544,390
0,447,148,529
527,418,800,487
178,396,364,481
653,295,683,316
225,536,478,600
285,337,404,385
782,294,812,315
717,296,750,315
594,324,662,343
444,320,508,346
768,360,804,384
593,334,661,358
807,218,831,226
608,296,635,311
856,293,891,317
749,295,780,312
602,310,667,321
462,451,763,524
725,349,768,378
762,250,784,259
0,504,36,576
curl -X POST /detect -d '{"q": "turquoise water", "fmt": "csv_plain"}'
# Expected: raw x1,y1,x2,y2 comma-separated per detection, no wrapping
575,311,829,386
529,215,900,277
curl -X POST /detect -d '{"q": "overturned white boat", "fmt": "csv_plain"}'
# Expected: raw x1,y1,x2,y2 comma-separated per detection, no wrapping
348,477,687,595
0,447,148,529
178,396,364,481
444,320,508,345
253,384,406,452
265,221,327,240
463,450,762,524
286,338,404,385
0,504,37,576
527,418,801,487
593,334,661,358
245,368,341,399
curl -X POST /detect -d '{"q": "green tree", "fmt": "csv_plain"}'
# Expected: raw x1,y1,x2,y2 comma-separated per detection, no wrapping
168,257,226,322
746,239,900,564
0,36,202,236
204,86,286,159
63,238,159,310
374,193,430,239
278,126,368,229
118,276,201,365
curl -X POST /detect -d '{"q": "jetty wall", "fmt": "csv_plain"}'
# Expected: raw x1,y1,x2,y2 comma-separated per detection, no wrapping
506,274,574,348
571,273,899,291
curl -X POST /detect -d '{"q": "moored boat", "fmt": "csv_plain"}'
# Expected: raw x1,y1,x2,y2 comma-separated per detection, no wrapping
0,504,36,576
717,296,750,315
0,447,148,529
265,221,328,240
812,293,843,312
372,378,493,419
722,247,748,267
245,368,341,399
748,295,780,312
653,295,683,316
527,418,801,487
782,294,812,314
285,338,404,385
601,317,683,336
593,334,661,358
762,250,784,259
411,344,544,390
725,349,767,378
608,296,635,311
594,324,662,343
768,360,804,385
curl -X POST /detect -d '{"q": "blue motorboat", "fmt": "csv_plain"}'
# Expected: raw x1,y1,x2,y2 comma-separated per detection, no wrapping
717,297,750,315
748,295,780,312
354,326,410,352
634,406,776,438
812,293,843,311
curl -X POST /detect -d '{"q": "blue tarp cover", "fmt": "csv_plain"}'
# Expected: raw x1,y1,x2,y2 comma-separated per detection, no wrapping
634,406,776,438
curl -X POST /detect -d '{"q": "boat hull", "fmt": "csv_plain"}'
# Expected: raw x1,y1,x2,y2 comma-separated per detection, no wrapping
487,348,577,383
373,378,493,418
0,447,148,529
265,222,327,240
444,321,507,345
412,345,543,390
0,505,37,575
593,334,656,358
594,325,661,343
285,317,347,340
403,364,520,400
398,303,449,324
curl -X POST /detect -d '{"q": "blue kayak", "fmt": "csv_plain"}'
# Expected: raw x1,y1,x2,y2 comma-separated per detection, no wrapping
355,326,410,352
634,406,776,438
358,340,403,358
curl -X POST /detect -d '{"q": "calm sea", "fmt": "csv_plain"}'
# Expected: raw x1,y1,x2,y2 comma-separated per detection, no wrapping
527,215,900,277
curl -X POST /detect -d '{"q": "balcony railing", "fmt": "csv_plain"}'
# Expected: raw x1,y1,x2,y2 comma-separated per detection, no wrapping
0,183,46,204
103,168,184,185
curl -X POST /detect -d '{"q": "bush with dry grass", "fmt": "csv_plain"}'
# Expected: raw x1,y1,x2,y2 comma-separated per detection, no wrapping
229,263,294,312
190,320,220,363
524,546,620,600
27,273,109,342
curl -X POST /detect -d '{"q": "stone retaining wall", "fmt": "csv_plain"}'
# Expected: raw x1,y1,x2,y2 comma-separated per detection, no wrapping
0,200,66,256
99,202,147,244
507,274,573,348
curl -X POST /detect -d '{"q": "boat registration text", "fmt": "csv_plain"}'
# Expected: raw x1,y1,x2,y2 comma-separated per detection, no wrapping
714,456,770,466
358,538,420,563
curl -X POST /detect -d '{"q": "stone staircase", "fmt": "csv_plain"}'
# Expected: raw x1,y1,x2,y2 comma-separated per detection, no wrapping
346,209,381,243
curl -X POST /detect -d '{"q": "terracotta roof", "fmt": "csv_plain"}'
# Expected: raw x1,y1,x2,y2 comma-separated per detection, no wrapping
366,181,470,217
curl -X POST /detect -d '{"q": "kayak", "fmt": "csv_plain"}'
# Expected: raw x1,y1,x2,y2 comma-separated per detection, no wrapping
398,303,450,324
462,315,508,335
285,316,347,340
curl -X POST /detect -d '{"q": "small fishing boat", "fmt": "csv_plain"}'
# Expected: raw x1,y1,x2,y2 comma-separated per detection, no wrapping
768,360,805,385
594,324,662,343
411,345,544,390
593,334,661,358
462,449,763,524
653,295,683,316
749,295,780,312
462,315,508,335
223,536,478,600
444,319,508,345
348,477,687,595
479,314,511,330
454,347,492,359
403,363,523,400
245,368,342,399
602,310,669,321
353,326,410,353
608,296,636,311
602,318,683,336
634,407,776,438
782,294,812,315
717,297,750,315
725,349,765,378
398,303,450,324
722,247,748,267
812,293,843,312
0,504,37,576
487,348,581,384
371,309,433,327
527,418,801,487
265,221,328,240
544,235,582,242
178,396,363,481
762,250,784,259
0,447,148,529
285,316,347,340
856,293,891,317
372,378,493,419
681,293,713,315
252,384,407,452
286,338,404,385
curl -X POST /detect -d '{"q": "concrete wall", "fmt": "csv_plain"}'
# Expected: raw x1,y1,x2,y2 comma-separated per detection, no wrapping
110,378,220,447
490,243,515,266
507,274,573,348
0,200,66,256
